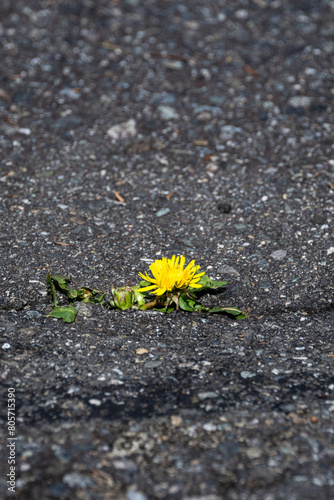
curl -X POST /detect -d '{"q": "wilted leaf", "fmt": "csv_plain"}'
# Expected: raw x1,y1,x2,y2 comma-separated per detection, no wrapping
49,274,78,298
50,275,71,288
77,287,105,303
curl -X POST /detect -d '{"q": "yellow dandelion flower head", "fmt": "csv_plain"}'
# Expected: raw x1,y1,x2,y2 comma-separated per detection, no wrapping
137,255,205,296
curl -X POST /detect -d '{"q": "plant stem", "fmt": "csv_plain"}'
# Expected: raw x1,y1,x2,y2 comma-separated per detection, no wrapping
47,274,58,307
140,299,159,310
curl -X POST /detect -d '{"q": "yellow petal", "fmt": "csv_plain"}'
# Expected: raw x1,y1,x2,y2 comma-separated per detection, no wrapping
184,259,196,272
138,272,156,284
193,272,205,279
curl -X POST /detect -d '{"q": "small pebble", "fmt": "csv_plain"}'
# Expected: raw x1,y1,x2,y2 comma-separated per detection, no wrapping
18,127,32,136
288,96,312,108
107,119,137,141
241,371,256,379
88,399,102,406
136,348,148,355
156,207,170,217
158,105,179,120
126,490,148,500
197,391,219,400
270,250,287,261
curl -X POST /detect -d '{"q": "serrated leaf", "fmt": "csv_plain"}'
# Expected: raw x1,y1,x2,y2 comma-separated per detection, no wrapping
47,305,77,323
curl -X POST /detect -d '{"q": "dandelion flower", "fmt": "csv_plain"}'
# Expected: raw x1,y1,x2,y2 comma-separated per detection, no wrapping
138,255,204,296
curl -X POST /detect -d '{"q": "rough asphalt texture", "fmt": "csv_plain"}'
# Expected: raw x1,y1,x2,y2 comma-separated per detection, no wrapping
0,0,334,499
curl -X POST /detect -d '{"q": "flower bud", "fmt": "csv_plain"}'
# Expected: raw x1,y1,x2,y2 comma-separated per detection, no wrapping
112,286,135,310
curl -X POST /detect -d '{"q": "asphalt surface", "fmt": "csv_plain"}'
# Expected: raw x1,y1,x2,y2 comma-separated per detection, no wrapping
0,1,334,499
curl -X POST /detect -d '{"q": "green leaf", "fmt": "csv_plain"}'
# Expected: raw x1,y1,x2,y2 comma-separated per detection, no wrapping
179,294,197,312
132,287,146,307
189,274,227,292
157,306,174,314
179,294,212,313
207,306,247,319
47,305,77,323
179,295,193,311
139,280,152,287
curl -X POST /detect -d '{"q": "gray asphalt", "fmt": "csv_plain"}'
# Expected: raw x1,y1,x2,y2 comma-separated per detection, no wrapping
0,1,333,499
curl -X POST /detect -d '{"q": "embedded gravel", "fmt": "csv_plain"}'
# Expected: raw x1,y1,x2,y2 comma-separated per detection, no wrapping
0,1,333,499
